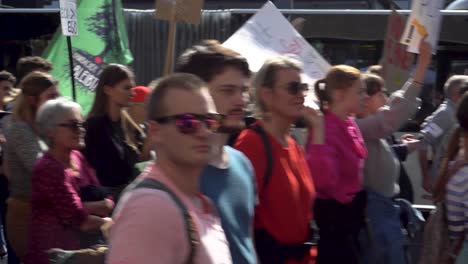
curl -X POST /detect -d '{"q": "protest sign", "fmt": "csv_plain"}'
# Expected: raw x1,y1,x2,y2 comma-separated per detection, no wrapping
60,0,78,36
382,11,414,92
155,0,204,24
155,0,204,75
223,1,330,107
400,0,443,54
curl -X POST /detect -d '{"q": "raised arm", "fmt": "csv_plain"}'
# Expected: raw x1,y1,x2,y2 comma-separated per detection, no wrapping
305,120,340,198
357,40,432,140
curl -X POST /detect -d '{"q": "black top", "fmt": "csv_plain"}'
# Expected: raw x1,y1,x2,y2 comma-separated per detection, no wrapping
83,115,140,192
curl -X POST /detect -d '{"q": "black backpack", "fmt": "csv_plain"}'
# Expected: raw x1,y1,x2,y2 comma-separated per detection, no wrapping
229,116,304,189
248,124,274,190
228,121,274,191
127,178,199,264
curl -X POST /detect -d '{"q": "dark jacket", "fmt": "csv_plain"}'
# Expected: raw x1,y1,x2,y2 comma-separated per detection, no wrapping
83,115,140,194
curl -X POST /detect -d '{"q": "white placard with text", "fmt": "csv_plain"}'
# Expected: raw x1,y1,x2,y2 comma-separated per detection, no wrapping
400,0,443,54
223,1,330,107
60,0,78,36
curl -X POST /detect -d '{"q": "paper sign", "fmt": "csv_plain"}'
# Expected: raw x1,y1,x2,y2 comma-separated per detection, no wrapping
155,0,204,25
400,0,443,54
59,0,78,36
223,1,330,107
382,11,414,92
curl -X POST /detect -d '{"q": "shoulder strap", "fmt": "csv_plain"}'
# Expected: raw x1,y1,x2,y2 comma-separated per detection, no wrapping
132,178,198,264
248,124,273,189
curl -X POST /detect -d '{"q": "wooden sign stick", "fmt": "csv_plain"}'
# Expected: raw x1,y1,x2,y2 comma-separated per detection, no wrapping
163,3,177,76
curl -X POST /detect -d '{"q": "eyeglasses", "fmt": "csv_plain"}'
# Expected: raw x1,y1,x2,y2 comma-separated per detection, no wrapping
154,113,224,134
58,121,85,131
284,82,309,95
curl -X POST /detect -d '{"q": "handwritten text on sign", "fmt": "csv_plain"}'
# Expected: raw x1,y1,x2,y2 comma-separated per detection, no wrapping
400,0,443,54
223,1,330,89
59,0,78,36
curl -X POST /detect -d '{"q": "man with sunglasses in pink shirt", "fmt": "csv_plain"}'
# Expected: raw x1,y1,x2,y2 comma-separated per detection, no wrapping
107,73,232,264
175,40,257,264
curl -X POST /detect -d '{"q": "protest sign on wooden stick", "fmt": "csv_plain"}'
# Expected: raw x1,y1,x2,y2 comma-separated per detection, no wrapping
156,0,204,24
155,0,204,75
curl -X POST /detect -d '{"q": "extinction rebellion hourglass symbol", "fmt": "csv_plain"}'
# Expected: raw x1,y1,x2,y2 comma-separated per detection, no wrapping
71,0,118,92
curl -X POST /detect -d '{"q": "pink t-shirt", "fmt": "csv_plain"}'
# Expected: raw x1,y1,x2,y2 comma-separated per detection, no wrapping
107,164,232,264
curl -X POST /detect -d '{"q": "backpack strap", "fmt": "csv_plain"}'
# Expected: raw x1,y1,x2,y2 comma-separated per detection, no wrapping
132,178,198,264
248,124,273,190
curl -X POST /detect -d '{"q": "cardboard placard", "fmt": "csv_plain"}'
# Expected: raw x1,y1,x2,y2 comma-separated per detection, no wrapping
400,0,443,54
223,1,330,107
155,0,204,25
382,11,414,92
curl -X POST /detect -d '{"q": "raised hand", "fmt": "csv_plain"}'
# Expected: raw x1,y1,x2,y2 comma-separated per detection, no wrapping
303,106,323,129
303,106,324,144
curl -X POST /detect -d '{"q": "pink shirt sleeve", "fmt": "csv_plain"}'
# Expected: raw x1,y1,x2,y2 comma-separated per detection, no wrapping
306,136,340,199
107,189,189,264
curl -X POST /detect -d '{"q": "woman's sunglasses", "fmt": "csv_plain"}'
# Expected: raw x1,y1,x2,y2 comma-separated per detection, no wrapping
285,81,309,95
154,113,224,134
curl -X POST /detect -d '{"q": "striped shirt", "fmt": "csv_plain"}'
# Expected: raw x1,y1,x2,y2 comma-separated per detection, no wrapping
446,165,468,240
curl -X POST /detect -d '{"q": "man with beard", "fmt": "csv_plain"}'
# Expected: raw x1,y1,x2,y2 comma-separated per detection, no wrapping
175,40,257,264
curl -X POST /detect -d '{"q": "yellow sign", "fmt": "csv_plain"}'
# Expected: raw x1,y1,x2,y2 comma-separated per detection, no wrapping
411,19,427,37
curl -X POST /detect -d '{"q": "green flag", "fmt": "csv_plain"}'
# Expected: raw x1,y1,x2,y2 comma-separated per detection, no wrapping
43,0,133,113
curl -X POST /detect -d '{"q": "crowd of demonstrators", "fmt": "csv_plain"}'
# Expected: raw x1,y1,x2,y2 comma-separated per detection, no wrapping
0,39,468,264
83,64,151,201
107,74,232,263
234,56,316,264
23,98,113,264
175,40,257,264
419,75,468,194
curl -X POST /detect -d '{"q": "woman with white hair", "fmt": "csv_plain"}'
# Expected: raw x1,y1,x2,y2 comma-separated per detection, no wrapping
23,98,113,264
